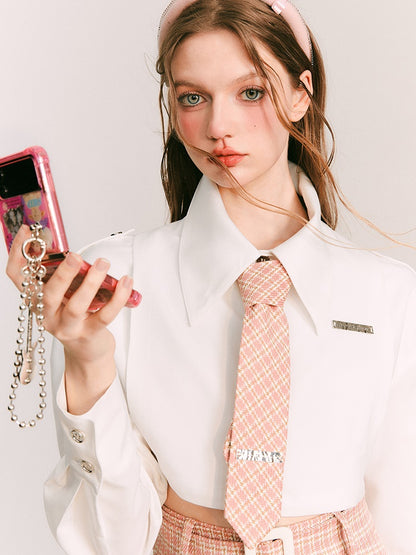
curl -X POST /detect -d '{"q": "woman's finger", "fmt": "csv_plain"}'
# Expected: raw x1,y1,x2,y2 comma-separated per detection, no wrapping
61,257,111,318
5,224,32,287
91,275,134,327
42,252,83,315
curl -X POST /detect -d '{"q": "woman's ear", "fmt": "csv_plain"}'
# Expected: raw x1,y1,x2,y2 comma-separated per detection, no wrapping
290,70,313,122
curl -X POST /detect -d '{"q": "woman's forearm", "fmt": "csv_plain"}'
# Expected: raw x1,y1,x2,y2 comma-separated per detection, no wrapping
64,346,117,415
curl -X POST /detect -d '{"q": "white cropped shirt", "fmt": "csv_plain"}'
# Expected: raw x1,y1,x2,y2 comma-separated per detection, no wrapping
45,168,416,554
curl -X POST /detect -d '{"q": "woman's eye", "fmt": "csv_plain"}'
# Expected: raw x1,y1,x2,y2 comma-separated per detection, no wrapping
178,93,202,106
242,88,264,101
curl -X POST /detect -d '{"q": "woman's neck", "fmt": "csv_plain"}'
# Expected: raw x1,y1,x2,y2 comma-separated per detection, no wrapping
217,171,307,251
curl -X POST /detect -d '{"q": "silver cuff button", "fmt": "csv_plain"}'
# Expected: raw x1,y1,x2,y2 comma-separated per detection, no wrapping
80,460,94,474
71,429,85,443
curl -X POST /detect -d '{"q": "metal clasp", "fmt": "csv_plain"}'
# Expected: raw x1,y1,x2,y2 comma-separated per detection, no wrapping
244,526,295,555
22,222,46,263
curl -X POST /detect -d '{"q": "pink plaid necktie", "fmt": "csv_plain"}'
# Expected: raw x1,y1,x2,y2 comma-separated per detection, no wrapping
224,257,292,550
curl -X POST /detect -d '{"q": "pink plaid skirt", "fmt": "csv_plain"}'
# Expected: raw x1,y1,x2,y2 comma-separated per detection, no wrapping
153,498,386,554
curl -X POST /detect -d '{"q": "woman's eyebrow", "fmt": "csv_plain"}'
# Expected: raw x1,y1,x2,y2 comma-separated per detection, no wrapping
173,71,259,89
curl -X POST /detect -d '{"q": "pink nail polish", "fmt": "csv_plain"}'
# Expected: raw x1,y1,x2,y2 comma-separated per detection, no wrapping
94,258,110,272
122,276,133,289
66,253,81,268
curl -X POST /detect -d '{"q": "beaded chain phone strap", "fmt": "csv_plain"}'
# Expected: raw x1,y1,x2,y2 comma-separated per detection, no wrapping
8,223,47,428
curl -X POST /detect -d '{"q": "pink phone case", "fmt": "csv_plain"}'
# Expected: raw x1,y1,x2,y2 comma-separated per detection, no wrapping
42,255,141,311
0,146,141,310
0,146,68,253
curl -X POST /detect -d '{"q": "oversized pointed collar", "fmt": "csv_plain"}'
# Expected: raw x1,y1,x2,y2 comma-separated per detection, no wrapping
178,167,335,334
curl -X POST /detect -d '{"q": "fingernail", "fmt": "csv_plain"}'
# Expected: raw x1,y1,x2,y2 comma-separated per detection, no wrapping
66,252,82,268
93,258,110,272
122,276,133,289
18,224,30,234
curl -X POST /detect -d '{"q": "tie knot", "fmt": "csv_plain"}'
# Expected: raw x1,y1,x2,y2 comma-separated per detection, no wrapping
237,258,291,308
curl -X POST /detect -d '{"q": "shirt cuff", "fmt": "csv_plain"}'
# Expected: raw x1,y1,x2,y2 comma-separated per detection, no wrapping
55,372,141,493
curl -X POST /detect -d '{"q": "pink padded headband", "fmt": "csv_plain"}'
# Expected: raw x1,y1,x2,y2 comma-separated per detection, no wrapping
158,0,312,62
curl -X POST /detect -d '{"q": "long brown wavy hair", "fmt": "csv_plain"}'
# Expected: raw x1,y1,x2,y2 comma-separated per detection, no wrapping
156,0,339,227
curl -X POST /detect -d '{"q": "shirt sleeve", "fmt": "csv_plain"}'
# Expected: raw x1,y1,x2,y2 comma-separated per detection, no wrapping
44,341,167,555
43,232,167,555
365,286,416,554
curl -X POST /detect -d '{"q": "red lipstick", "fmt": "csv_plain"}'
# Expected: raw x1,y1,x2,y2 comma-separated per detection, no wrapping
212,147,246,168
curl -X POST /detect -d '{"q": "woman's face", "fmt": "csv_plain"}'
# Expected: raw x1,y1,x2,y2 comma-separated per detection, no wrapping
170,29,306,192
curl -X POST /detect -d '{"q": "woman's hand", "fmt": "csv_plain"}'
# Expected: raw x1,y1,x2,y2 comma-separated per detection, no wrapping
6,225,134,414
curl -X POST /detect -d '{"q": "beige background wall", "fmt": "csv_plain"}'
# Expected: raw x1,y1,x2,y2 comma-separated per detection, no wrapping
0,1,414,553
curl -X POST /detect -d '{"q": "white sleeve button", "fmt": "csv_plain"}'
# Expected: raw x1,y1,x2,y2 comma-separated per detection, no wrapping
80,460,95,474
71,429,86,443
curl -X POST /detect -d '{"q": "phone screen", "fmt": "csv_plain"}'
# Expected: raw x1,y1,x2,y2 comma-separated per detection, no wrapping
0,156,55,250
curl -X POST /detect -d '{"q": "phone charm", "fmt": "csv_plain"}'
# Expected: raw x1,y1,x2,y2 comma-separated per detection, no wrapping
8,223,47,428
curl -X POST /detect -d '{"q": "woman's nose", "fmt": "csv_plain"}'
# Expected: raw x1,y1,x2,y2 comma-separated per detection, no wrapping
206,98,234,140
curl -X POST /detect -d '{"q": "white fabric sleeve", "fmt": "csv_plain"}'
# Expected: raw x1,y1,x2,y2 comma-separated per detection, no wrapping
365,287,416,554
44,343,167,555
43,232,167,555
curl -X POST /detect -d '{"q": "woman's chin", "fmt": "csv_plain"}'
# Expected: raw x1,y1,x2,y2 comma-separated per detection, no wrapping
202,165,251,190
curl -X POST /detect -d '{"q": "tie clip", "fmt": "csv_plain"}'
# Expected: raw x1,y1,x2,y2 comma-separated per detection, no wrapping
332,320,374,334
236,449,283,463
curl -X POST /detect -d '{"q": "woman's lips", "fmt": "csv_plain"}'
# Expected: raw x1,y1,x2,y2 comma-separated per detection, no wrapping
216,154,245,167
211,150,246,167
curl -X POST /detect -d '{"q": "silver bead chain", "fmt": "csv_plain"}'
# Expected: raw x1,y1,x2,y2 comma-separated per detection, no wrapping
8,223,47,428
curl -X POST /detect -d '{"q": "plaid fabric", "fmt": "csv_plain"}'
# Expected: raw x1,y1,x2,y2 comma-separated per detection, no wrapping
224,259,292,548
153,499,387,554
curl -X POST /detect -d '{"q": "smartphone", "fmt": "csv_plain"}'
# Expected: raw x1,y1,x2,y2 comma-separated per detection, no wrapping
0,146,141,311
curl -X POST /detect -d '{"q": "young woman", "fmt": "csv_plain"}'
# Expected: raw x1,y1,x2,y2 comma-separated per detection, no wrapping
6,0,416,553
